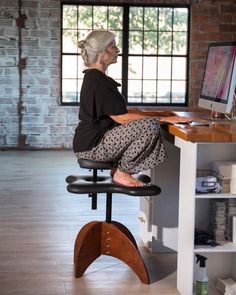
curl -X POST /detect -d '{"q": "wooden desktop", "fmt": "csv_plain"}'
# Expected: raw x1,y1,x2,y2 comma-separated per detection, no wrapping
129,108,236,142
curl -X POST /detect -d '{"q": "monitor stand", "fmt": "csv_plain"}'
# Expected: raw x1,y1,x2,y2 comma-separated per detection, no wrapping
211,111,225,119
210,111,236,123
188,109,236,127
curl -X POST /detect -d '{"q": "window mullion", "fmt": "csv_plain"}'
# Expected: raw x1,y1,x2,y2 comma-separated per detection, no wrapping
76,5,79,102
141,7,144,104
170,8,174,104
121,5,129,101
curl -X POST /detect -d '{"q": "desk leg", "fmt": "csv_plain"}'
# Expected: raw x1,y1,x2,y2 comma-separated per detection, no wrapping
175,138,197,295
141,140,180,253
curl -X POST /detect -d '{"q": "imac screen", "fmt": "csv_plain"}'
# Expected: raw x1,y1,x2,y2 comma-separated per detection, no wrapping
200,42,236,103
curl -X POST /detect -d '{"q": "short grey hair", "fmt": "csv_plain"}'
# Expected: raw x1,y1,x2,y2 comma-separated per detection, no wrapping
78,30,116,67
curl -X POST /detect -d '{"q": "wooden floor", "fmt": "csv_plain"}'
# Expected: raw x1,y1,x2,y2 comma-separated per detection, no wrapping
0,150,179,295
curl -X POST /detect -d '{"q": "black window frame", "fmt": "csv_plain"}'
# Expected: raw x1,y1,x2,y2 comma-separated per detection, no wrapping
60,2,190,107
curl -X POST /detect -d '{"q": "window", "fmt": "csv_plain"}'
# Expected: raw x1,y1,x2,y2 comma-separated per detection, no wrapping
61,3,189,106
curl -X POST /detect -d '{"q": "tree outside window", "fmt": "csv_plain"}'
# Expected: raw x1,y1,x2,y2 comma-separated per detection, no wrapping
61,3,189,106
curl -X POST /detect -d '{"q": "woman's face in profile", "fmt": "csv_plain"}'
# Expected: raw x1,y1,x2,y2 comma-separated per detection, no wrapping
103,39,120,66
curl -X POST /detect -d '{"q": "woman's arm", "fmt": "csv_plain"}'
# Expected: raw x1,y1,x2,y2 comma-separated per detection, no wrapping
110,109,192,124
110,111,147,124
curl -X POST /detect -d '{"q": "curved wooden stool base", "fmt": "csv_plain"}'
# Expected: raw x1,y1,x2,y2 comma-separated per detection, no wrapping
74,220,150,284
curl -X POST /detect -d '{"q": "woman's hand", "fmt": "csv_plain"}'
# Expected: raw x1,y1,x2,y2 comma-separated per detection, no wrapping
159,116,192,124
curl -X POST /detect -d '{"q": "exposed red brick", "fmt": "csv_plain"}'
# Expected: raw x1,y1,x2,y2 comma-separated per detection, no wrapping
221,3,236,14
199,23,219,32
219,24,236,32
219,14,233,23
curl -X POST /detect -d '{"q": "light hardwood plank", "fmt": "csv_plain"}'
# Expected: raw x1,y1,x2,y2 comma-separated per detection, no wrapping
0,150,179,295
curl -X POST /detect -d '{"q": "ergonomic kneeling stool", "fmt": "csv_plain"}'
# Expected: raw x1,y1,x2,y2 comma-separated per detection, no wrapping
66,159,161,284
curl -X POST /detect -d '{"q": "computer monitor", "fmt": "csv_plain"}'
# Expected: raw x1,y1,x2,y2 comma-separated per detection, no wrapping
198,41,236,115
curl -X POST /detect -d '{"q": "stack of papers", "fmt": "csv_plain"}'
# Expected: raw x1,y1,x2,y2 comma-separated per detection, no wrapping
216,278,236,294
209,199,227,241
212,161,236,179
225,199,236,240
212,161,236,193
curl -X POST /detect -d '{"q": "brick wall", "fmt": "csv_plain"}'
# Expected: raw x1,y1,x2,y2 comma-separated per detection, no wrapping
190,0,236,106
0,0,236,149
0,0,78,149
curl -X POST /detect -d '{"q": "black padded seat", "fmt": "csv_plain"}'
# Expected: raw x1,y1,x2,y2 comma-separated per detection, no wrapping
78,158,114,170
66,175,161,196
66,158,161,196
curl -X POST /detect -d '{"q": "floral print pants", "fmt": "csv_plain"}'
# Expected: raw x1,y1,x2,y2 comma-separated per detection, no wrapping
77,117,167,174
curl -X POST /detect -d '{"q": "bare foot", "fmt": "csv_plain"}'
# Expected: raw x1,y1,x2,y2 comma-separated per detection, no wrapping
113,169,144,187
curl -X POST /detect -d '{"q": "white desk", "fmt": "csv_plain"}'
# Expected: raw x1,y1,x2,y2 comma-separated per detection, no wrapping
139,112,236,294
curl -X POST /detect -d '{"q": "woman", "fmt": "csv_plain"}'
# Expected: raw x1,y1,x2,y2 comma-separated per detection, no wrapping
73,30,188,187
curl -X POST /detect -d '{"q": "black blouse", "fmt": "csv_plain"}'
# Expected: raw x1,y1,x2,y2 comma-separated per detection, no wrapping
73,69,128,153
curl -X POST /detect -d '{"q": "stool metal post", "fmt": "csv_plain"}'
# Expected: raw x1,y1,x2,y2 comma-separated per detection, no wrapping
92,168,97,180
90,168,98,210
106,193,112,223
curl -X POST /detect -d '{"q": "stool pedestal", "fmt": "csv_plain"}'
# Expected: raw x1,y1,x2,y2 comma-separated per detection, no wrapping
74,220,150,284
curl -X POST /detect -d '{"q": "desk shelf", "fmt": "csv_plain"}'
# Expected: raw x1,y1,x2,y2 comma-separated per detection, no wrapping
194,241,236,253
195,193,236,199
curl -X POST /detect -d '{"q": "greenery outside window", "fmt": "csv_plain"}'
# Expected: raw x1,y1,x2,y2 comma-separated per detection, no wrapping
61,3,189,106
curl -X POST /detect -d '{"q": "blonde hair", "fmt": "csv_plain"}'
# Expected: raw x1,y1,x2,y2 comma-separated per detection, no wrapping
78,30,116,66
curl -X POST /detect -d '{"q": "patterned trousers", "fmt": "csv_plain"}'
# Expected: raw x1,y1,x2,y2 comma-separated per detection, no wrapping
77,117,167,174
